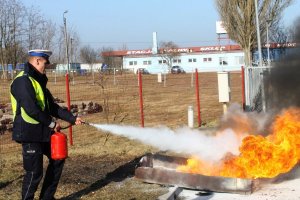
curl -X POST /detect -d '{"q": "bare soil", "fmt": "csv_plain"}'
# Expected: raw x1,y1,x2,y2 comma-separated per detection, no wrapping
0,72,243,199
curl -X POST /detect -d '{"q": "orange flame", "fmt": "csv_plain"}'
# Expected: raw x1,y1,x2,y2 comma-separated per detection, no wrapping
177,107,300,179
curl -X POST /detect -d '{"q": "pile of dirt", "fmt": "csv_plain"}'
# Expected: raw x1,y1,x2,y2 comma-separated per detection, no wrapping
0,104,13,134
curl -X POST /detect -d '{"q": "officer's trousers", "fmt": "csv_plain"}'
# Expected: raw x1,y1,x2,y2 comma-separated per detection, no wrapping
21,142,65,200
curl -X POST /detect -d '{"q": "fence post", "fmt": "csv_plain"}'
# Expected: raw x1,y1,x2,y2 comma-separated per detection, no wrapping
114,68,116,85
54,70,57,84
195,69,201,127
138,71,144,127
241,66,246,111
65,73,73,145
191,71,194,88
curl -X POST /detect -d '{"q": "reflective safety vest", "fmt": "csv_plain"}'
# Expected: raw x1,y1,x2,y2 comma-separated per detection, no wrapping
10,71,46,124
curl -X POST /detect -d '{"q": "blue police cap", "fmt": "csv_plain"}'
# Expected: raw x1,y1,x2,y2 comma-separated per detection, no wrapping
28,49,52,59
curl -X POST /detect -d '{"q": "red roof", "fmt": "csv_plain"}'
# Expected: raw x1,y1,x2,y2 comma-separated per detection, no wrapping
101,43,298,57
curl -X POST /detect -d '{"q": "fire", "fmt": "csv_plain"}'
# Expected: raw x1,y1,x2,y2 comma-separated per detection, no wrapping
177,107,300,179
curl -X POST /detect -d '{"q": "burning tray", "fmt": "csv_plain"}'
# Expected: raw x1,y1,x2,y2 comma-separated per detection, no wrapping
135,153,255,194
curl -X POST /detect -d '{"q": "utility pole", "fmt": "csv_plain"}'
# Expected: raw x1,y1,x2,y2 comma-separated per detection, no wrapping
266,20,271,67
63,10,70,74
254,0,263,67
70,38,74,85
254,0,266,112
63,10,73,145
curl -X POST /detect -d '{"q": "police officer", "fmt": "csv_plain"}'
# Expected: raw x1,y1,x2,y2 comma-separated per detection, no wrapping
10,49,83,200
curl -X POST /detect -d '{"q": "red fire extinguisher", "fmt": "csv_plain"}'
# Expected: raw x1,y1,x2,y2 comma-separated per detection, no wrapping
51,132,68,160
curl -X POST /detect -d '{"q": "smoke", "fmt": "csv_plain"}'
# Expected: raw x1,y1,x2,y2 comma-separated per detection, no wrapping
265,17,300,112
92,124,247,162
220,103,272,136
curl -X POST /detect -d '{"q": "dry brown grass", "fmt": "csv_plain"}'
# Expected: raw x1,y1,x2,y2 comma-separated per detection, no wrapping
0,71,242,199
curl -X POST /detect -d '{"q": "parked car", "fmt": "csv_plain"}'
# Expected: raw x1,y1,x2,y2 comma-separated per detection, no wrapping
136,68,150,74
171,66,185,74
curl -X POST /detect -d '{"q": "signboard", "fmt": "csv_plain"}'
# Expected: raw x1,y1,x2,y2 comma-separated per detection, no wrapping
216,21,227,34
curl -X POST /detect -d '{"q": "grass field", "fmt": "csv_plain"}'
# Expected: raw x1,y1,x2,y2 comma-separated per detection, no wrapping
0,71,243,199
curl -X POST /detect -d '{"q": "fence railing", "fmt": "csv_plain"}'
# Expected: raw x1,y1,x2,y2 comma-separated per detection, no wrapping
0,70,243,154
244,66,271,112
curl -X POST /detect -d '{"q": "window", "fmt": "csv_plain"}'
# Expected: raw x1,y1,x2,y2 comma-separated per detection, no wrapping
173,59,181,63
158,60,166,64
188,58,197,63
143,60,151,65
219,57,228,65
129,61,137,66
203,57,212,62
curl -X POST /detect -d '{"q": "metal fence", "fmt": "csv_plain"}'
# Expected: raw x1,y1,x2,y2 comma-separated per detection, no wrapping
244,66,271,112
0,69,243,154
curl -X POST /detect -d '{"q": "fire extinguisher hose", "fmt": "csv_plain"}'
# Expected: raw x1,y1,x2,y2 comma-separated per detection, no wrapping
60,121,90,130
60,124,72,130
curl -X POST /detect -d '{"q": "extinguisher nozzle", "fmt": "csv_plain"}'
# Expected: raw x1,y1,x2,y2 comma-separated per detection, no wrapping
82,121,90,126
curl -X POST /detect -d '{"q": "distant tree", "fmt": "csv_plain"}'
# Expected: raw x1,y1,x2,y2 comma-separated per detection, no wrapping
69,33,80,64
265,22,291,61
100,46,123,74
53,22,79,64
159,41,180,71
215,0,293,67
0,0,25,79
40,20,56,50
80,45,99,84
0,0,82,80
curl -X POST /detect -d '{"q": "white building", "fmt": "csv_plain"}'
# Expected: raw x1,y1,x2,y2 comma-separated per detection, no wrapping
103,44,245,74
123,49,244,73
56,63,102,72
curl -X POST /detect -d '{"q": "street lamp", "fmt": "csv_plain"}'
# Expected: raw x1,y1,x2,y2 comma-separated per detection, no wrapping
63,10,70,74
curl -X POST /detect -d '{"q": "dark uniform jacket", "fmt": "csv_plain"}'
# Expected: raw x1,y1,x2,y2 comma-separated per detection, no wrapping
10,62,76,142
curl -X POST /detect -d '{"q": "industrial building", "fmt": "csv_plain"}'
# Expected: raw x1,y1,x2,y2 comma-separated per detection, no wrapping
102,32,297,74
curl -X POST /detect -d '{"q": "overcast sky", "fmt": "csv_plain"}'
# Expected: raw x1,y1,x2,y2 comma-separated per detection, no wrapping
20,0,300,50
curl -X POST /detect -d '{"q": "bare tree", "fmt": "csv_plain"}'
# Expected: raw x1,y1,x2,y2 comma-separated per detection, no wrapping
80,45,99,84
40,20,56,50
25,6,45,50
159,41,180,71
264,22,291,61
0,0,82,80
52,24,81,65
215,0,293,67
100,46,123,74
0,0,25,79
69,32,81,64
